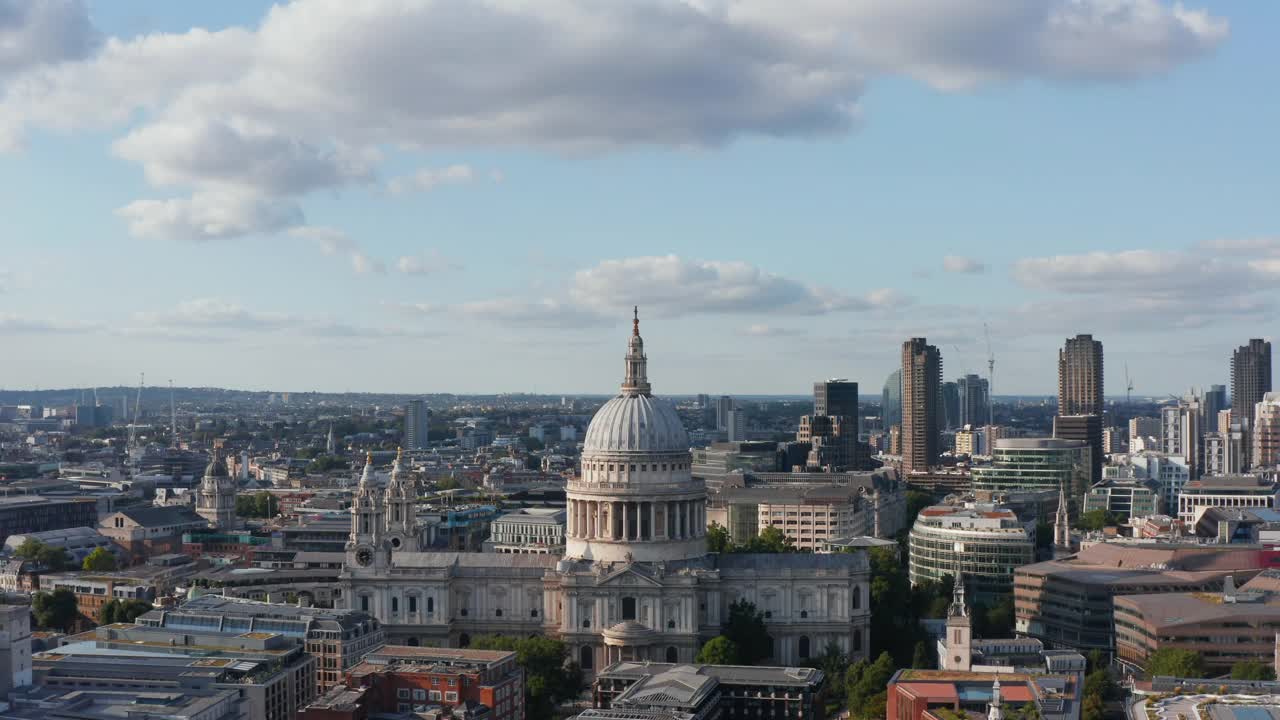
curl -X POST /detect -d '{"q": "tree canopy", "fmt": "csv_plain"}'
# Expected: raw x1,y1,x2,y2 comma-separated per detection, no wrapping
1076,509,1117,532
1148,648,1206,678
99,598,152,625
846,652,896,720
81,547,117,572
470,635,584,718
706,522,732,553
723,599,772,665
32,588,78,631
1231,661,1275,681
235,491,276,518
14,538,71,571
696,636,740,665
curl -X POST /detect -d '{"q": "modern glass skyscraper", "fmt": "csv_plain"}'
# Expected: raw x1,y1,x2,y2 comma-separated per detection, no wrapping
881,370,902,429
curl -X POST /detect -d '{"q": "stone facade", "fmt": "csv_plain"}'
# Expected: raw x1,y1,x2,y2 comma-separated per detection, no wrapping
340,316,871,670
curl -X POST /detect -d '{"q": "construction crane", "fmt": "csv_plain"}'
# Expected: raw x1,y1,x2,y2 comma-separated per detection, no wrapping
984,323,995,426
1125,363,1134,406
169,379,177,447
127,373,144,473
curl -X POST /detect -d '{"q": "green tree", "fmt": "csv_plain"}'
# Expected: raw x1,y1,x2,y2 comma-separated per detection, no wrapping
906,490,934,519
1077,509,1115,532
808,642,849,703
723,599,772,665
32,588,78,631
1082,692,1105,720
741,525,795,553
707,522,733,553
974,597,1015,638
81,547,117,572
1087,649,1106,674
911,640,932,669
1084,669,1117,701
14,538,70,571
236,491,277,518
1230,661,1276,681
696,636,741,664
306,455,347,473
471,635,583,718
1148,648,1205,678
848,652,895,720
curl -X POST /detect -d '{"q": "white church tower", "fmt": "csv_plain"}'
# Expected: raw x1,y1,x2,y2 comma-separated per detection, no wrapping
1054,482,1071,550
196,451,237,530
941,571,972,671
347,452,387,569
384,448,420,552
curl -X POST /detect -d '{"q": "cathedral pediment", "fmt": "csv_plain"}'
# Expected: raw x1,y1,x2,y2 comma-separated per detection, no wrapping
595,564,665,588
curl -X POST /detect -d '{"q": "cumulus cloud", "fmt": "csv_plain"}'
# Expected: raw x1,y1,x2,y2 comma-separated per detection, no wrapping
0,0,1226,155
288,226,386,274
396,250,463,275
0,0,99,79
1007,241,1280,333
116,191,302,241
457,298,611,329
943,255,986,274
570,255,898,316
0,312,92,334
387,165,478,195
113,120,375,195
741,324,802,338
133,298,295,330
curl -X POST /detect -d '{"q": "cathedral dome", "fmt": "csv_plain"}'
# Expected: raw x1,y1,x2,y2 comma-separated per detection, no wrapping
581,307,689,455
583,394,688,454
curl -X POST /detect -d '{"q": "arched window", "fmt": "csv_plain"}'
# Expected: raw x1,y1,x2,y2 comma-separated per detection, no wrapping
580,645,594,670
427,596,434,613
459,633,471,648
409,596,417,613
799,635,811,659
391,597,398,613
622,597,637,621
360,596,369,612
852,586,861,610
666,646,678,663
853,629,862,653
495,609,503,617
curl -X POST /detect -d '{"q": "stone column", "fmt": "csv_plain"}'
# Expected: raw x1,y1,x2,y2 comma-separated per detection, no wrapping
648,502,655,541
622,501,631,540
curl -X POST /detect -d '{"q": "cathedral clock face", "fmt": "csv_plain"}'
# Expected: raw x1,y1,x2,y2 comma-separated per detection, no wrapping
355,547,374,567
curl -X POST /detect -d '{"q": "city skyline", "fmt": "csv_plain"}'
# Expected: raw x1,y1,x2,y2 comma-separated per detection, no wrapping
2,1,1278,395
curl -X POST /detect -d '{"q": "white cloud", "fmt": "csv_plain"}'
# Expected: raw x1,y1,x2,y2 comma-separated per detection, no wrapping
0,312,92,334
1011,249,1236,295
396,250,463,275
457,298,611,329
386,164,477,195
0,0,1226,156
116,191,302,241
943,255,986,274
741,324,802,338
288,226,386,274
113,119,375,195
570,254,899,316
133,298,295,330
0,0,99,79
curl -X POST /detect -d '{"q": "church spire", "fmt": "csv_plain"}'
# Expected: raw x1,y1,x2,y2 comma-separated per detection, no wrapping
1054,482,1071,549
988,676,1004,720
949,569,968,618
621,307,651,397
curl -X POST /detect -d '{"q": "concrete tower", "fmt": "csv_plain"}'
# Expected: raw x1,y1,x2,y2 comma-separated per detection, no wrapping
196,451,237,530
1058,334,1104,416
902,338,942,474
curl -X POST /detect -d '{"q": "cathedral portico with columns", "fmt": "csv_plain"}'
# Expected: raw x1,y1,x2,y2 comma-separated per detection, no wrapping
339,311,871,670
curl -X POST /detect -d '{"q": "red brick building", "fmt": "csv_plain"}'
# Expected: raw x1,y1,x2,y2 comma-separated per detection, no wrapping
312,645,523,720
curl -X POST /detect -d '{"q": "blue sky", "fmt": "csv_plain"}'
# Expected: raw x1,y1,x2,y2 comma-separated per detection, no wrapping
1,0,1276,396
